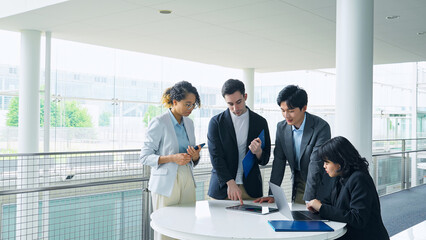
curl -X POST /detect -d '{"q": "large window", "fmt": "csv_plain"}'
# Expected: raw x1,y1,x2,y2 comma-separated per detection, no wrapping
255,69,336,140
47,38,241,151
0,29,425,152
255,63,426,142
0,30,20,153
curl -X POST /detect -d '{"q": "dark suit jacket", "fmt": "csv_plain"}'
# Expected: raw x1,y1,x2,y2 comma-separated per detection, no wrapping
319,171,389,240
207,108,271,199
269,112,332,201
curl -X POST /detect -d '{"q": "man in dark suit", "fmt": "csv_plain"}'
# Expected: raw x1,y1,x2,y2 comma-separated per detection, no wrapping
255,85,332,204
207,79,271,204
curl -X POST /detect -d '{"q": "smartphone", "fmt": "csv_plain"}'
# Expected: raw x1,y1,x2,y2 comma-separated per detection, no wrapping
194,143,205,150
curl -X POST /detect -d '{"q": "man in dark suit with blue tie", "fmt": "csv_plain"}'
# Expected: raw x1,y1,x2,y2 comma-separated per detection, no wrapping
255,85,333,204
207,79,271,204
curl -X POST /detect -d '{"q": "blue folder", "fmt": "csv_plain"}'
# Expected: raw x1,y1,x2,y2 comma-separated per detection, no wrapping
268,220,334,232
242,129,265,178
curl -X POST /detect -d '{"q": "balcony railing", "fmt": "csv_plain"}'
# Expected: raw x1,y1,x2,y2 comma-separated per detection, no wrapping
371,137,426,195
0,138,425,239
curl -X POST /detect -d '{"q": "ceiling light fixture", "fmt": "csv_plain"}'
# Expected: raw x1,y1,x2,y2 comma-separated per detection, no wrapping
159,10,172,14
417,31,426,35
386,15,400,20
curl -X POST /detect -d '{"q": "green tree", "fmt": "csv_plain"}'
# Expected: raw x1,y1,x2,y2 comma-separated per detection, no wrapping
143,105,162,127
6,97,93,127
63,101,93,127
40,98,60,127
6,97,19,126
99,112,111,126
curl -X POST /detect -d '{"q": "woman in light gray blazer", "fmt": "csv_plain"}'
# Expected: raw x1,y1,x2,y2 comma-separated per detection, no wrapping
140,81,201,240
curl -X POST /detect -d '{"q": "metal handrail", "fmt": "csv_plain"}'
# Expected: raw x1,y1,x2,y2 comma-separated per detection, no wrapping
0,177,149,196
0,166,275,197
373,149,426,157
372,137,426,141
0,149,141,157
0,137,424,157
194,164,273,176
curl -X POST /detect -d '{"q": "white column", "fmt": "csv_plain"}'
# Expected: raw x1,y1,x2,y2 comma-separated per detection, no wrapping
44,31,51,152
42,31,52,239
335,0,374,162
18,30,41,152
243,68,255,109
411,63,419,187
17,29,41,239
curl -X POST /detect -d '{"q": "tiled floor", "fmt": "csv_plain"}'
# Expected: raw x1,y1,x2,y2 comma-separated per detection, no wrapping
391,221,426,240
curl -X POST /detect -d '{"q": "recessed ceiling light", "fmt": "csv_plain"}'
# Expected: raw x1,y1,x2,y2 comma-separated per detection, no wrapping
417,31,426,35
386,15,400,20
159,10,172,14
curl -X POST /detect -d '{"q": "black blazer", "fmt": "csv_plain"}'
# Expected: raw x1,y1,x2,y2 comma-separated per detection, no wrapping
207,108,271,199
319,171,389,240
269,112,332,201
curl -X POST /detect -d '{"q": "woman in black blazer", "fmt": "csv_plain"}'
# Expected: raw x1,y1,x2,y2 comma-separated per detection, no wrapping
307,136,389,240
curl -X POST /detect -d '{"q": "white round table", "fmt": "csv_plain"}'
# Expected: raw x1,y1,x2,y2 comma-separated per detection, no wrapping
150,200,346,240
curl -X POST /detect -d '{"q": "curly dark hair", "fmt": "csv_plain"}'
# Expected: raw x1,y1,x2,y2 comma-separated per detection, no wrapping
162,81,201,108
276,85,307,110
317,136,369,178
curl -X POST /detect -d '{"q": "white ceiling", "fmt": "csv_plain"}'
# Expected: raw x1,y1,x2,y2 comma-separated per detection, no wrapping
0,0,425,73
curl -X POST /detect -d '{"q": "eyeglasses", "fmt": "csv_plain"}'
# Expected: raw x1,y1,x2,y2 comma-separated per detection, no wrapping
185,103,198,110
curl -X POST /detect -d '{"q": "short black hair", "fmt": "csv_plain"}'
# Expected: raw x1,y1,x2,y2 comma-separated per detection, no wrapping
276,85,307,110
221,79,245,97
317,136,369,178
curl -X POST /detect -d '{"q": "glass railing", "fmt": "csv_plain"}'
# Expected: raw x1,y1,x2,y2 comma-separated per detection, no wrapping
1,138,425,239
371,138,426,196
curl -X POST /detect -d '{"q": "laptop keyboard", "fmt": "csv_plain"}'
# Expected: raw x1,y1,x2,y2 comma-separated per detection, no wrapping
291,211,323,220
291,211,312,220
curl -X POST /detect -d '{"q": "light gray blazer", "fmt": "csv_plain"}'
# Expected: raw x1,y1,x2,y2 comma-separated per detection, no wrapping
140,111,196,197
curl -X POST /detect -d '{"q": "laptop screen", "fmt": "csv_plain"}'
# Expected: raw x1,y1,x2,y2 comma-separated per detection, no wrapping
269,182,294,220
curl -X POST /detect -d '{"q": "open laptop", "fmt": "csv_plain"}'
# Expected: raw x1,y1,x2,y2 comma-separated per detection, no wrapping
269,182,325,221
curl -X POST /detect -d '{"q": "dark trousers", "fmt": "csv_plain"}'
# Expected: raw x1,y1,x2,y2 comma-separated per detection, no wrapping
293,171,306,204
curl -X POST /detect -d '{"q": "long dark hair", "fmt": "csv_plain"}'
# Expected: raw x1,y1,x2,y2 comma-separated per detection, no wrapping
317,136,369,178
161,81,201,108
